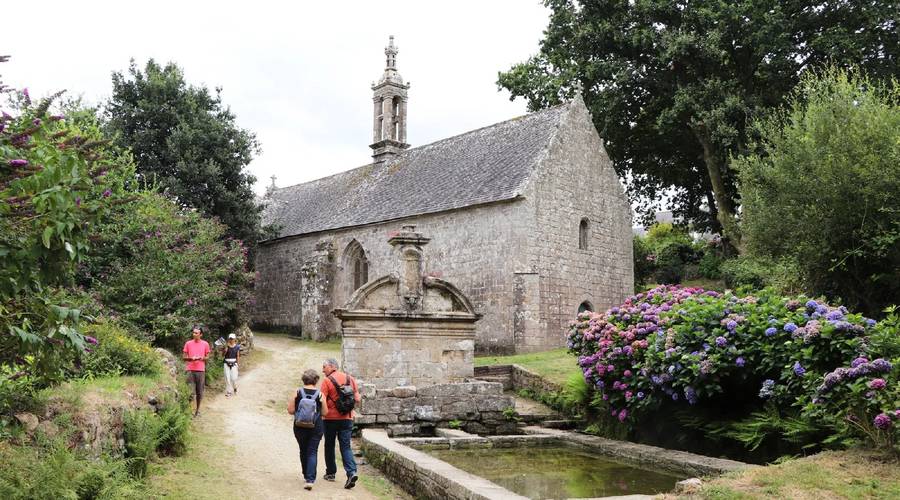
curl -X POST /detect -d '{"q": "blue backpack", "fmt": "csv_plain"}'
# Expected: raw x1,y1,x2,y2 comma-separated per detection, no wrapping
294,388,320,428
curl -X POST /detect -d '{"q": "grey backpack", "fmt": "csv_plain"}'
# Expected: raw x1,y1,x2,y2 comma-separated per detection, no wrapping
293,388,320,428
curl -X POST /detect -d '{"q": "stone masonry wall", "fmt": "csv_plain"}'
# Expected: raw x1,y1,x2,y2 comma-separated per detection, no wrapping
254,200,528,352
355,381,518,436
520,97,633,351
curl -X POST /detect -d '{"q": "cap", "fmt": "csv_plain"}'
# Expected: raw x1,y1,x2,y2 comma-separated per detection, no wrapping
228,333,237,339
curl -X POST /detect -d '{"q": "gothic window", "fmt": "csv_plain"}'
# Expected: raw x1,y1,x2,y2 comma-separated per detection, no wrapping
579,218,590,250
578,301,594,314
344,240,369,292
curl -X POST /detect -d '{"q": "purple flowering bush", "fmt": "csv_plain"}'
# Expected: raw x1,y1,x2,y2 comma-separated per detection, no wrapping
77,192,254,347
568,285,896,453
1,69,131,381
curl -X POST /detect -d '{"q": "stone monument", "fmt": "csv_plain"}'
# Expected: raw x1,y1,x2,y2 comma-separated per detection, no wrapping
334,226,516,435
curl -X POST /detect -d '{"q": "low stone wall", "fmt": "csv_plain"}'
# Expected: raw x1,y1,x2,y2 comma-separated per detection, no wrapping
356,381,519,436
361,429,529,500
474,364,562,395
523,427,753,477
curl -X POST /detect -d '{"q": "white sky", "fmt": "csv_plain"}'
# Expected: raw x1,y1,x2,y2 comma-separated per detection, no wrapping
3,1,551,195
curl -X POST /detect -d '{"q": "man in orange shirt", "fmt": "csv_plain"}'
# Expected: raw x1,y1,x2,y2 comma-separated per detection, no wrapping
320,358,360,489
182,325,211,417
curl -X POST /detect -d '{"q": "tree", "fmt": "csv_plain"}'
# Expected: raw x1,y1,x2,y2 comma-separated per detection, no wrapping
736,68,899,315
499,0,898,243
105,60,264,247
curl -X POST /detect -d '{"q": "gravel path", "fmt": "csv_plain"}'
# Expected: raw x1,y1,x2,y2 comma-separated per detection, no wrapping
204,334,385,500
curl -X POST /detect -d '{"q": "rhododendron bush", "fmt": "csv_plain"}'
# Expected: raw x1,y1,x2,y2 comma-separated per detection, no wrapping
568,286,899,452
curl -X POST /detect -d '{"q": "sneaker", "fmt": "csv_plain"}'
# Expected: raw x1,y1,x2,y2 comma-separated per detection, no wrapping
193,411,201,418
323,474,336,482
304,483,313,491
344,474,358,489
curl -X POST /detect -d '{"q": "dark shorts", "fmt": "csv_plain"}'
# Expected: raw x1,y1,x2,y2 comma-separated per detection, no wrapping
186,371,205,400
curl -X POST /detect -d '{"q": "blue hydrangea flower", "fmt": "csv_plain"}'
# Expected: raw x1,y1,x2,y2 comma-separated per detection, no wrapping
765,327,777,336
806,300,818,309
726,320,738,331
715,336,727,347
784,322,797,333
736,357,746,367
793,361,806,376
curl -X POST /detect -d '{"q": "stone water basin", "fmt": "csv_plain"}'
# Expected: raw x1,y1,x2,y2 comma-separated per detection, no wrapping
427,444,682,499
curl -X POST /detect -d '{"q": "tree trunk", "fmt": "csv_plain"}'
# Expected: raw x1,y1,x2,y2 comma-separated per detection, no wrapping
691,125,742,252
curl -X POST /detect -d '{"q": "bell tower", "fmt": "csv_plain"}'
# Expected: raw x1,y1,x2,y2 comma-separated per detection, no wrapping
370,36,410,164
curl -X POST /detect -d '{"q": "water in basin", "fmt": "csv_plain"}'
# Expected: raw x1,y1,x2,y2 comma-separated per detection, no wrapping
428,444,682,499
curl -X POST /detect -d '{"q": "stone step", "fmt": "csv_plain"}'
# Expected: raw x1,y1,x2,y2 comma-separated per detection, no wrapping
540,419,577,430
473,375,512,390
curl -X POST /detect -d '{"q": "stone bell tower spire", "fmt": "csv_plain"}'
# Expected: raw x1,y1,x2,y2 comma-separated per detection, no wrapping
370,35,410,164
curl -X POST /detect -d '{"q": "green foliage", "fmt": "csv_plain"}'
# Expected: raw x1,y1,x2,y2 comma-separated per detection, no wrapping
0,439,144,500
123,405,192,479
447,419,462,430
498,0,899,236
698,251,724,280
502,407,520,422
720,256,803,295
80,320,159,378
0,362,40,417
632,236,655,290
1,67,133,381
77,192,253,345
105,59,267,249
735,68,900,316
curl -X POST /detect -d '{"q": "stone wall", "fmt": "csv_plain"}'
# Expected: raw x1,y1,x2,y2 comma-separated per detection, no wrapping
355,381,518,436
473,364,563,395
255,200,528,351
520,97,633,351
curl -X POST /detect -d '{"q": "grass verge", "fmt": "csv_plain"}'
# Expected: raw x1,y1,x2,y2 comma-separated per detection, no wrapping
475,348,579,385
671,450,900,499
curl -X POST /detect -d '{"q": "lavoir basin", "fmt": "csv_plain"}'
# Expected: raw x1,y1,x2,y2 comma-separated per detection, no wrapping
429,444,682,499
361,427,752,500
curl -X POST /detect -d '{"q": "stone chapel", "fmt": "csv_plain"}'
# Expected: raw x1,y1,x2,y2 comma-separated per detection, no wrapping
252,37,633,354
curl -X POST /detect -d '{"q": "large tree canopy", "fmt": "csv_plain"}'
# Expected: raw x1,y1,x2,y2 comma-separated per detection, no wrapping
499,0,898,240
106,60,264,246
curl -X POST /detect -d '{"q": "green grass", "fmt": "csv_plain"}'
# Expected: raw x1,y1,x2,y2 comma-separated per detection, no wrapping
670,450,900,499
475,348,579,385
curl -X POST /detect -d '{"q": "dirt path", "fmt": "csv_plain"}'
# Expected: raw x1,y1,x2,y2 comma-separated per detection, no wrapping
201,334,389,500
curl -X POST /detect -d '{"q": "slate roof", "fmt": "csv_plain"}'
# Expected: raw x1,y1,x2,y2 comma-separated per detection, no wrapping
262,101,571,240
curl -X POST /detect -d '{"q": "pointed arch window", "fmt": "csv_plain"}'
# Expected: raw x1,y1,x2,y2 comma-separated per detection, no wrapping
345,240,369,292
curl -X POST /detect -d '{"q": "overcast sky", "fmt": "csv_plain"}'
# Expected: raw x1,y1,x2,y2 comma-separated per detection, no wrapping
3,1,551,194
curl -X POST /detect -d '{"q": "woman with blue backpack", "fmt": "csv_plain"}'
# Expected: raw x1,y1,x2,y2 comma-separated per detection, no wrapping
287,369,326,490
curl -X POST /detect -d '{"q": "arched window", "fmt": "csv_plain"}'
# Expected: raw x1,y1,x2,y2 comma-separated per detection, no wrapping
579,218,589,250
578,301,594,314
344,240,369,292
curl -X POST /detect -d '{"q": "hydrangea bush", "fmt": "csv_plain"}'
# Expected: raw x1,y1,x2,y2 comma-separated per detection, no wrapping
568,286,897,451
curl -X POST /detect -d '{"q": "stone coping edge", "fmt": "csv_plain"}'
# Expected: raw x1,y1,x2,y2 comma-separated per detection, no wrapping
361,428,529,500
522,426,756,477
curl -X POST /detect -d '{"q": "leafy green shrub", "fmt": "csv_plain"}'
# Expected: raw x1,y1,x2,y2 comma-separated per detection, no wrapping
698,251,724,280
122,410,159,478
78,192,253,346
0,362,40,417
721,256,804,294
0,439,143,500
735,68,900,316
80,321,159,378
568,285,893,455
632,236,655,290
654,241,695,284
1,74,132,381
155,405,191,456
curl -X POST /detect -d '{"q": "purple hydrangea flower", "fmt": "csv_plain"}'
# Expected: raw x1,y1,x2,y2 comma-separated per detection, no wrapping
8,159,28,167
865,318,876,327
726,320,738,331
684,386,698,405
871,359,893,372
765,327,777,336
736,357,746,367
851,357,869,368
715,336,727,347
793,361,806,376
805,300,818,309
874,413,892,430
618,409,628,422
102,189,112,198
784,322,797,333
869,379,886,390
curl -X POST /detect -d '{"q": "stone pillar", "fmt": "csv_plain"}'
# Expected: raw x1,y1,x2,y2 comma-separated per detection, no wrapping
372,97,382,142
382,98,394,143
398,98,407,143
513,272,541,352
300,240,336,340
